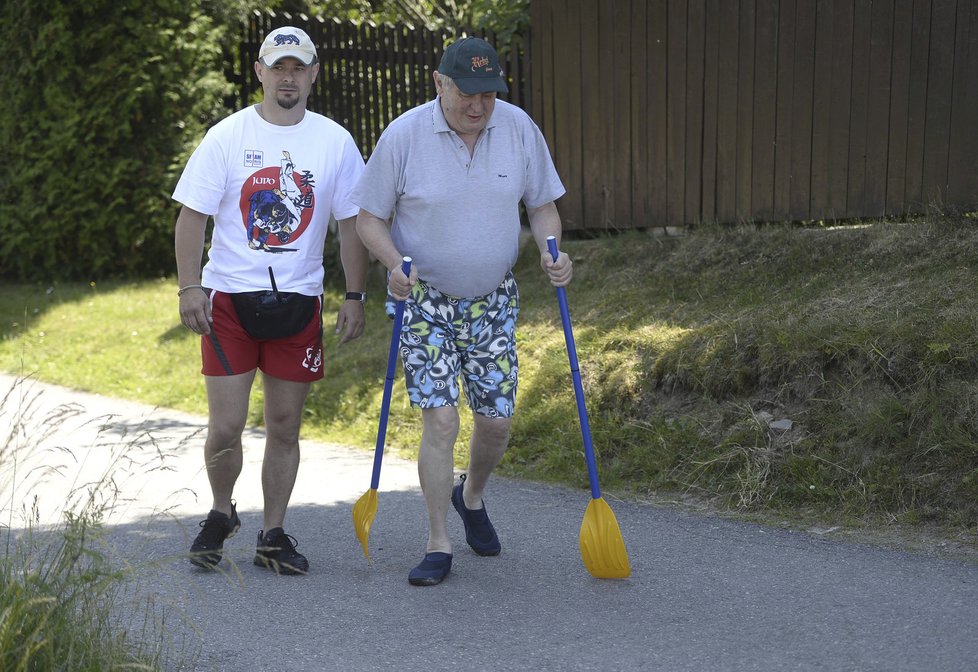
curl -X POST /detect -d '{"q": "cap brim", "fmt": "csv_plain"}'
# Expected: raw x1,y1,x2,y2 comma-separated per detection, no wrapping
261,51,316,66
453,77,509,95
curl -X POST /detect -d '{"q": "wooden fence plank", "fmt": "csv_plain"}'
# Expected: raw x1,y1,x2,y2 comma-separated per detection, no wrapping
667,0,688,225
505,33,525,109
735,0,756,220
714,0,739,222
580,2,615,229
648,0,669,228
685,0,706,224
948,0,978,207
861,0,894,216
701,0,720,222
809,0,835,216
531,0,555,147
552,0,585,228
904,0,932,211
886,0,914,214
922,0,956,206
631,0,651,226
752,0,778,221
846,0,871,217
788,0,816,220
611,1,633,227
826,0,854,219
773,0,797,219
581,0,605,228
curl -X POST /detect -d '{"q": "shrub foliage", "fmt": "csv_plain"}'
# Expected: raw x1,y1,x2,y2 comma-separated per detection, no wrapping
0,0,243,281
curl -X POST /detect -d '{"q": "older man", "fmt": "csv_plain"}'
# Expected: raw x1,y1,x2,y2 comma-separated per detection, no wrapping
354,36,573,586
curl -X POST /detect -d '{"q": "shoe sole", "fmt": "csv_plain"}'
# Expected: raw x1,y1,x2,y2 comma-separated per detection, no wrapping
188,521,241,569
408,574,448,586
253,555,308,575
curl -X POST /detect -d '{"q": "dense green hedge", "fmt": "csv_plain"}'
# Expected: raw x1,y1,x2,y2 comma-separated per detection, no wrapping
0,1,244,281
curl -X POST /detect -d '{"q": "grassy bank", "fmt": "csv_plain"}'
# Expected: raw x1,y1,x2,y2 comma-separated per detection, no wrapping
2,215,976,541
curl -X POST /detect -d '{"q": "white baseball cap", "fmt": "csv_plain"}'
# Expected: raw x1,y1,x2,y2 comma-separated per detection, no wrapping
259,26,317,66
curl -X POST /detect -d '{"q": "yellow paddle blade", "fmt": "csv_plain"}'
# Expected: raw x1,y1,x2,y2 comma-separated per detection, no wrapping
352,488,378,562
580,497,630,579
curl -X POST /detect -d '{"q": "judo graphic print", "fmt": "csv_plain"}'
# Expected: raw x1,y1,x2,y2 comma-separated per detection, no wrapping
238,151,315,253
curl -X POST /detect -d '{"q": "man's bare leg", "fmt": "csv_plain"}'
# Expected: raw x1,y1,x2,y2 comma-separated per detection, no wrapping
259,374,311,531
461,414,511,508
203,370,257,514
418,406,460,553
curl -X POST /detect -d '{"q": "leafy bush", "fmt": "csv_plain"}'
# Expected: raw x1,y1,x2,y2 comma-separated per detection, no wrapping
297,0,531,40
0,0,243,281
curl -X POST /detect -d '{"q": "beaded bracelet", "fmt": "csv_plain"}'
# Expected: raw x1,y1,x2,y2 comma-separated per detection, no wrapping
177,284,205,297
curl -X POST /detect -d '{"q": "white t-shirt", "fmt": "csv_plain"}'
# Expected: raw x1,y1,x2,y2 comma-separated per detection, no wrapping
352,99,565,298
173,106,364,296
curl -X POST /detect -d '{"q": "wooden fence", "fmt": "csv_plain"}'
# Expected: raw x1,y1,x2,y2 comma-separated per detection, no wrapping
231,11,529,159
530,0,978,230
231,3,978,231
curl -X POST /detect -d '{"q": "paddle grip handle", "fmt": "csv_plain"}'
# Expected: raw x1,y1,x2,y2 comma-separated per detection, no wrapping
547,237,601,500
369,257,412,490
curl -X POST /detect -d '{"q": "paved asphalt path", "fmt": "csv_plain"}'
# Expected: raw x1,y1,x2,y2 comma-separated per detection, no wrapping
4,373,978,672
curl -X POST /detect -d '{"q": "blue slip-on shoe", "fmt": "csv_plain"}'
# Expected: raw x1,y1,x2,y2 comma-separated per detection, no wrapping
451,474,501,556
408,552,453,586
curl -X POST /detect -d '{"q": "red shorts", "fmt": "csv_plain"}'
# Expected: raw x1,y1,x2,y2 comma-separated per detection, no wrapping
201,290,325,382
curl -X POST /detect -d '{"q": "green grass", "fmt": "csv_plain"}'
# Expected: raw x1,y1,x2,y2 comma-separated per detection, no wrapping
2,214,978,538
0,384,180,671
3,213,976,666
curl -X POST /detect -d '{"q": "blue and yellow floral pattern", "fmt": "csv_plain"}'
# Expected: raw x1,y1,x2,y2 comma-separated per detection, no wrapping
389,273,520,417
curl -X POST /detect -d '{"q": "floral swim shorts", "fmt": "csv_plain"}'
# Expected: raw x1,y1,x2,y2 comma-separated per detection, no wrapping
389,272,520,418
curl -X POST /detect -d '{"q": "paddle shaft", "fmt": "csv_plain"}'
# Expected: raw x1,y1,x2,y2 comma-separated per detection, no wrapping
368,257,412,490
547,237,602,500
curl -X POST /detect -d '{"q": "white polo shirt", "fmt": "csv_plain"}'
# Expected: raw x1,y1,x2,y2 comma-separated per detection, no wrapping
352,98,565,298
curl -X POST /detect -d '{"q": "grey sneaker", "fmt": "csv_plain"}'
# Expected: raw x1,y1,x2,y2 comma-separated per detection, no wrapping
189,502,241,569
253,527,309,575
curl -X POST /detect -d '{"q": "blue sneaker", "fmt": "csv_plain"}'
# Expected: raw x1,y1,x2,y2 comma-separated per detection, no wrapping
451,474,501,556
408,552,453,586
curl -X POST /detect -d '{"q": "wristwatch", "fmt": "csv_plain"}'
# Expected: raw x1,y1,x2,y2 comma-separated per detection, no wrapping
345,291,367,304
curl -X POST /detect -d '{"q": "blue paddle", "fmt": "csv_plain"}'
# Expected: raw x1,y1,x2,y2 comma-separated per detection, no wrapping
353,256,412,561
547,236,630,578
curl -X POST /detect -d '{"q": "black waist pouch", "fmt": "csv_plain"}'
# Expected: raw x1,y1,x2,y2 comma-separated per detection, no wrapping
229,291,317,340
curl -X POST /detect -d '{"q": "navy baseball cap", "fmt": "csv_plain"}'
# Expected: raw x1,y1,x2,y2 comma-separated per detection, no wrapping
437,37,508,95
